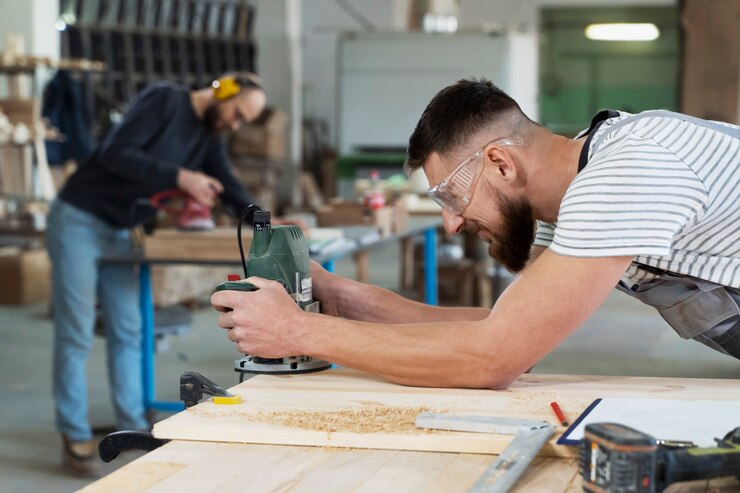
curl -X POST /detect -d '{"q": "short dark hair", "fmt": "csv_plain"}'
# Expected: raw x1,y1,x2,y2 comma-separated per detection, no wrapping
233,72,263,92
405,78,525,174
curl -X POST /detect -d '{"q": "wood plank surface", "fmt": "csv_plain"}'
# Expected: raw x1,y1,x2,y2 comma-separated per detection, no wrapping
79,441,580,493
80,440,740,493
152,368,740,458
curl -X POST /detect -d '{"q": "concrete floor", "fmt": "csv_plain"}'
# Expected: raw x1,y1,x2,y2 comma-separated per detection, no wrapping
1,244,739,493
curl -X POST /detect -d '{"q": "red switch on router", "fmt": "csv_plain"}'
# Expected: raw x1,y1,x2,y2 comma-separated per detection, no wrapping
227,274,241,281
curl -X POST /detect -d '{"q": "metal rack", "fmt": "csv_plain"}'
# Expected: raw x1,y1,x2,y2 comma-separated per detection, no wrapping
59,0,256,137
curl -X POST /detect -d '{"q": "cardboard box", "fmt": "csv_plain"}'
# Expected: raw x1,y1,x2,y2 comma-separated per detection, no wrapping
0,246,51,304
316,200,408,236
0,99,40,128
229,107,288,159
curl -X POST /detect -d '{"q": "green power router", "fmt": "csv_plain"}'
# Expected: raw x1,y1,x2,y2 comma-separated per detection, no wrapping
214,209,331,379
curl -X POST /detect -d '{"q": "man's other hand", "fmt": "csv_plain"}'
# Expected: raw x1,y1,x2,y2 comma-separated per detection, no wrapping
177,169,224,207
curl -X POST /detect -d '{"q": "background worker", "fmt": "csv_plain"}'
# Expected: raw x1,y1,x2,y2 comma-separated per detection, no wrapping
48,72,279,476
212,78,739,391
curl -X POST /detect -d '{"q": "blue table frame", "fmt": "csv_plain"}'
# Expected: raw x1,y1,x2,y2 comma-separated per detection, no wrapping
136,223,439,413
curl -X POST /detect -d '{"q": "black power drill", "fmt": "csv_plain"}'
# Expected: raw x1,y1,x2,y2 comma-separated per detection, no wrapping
580,422,740,492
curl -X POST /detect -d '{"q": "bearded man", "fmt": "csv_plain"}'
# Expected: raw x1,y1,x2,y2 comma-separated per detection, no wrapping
212,78,739,394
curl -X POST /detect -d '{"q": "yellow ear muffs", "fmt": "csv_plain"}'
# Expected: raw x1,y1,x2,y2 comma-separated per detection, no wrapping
212,77,241,101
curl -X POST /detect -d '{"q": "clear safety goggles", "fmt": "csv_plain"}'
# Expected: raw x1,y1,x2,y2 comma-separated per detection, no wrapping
427,136,524,215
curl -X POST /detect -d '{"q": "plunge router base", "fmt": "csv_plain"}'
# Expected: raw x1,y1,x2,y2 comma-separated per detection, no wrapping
235,355,332,381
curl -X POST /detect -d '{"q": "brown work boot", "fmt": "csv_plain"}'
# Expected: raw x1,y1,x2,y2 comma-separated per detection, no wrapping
62,435,102,477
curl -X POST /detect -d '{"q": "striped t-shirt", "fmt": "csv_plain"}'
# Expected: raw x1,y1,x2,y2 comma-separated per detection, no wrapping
534,110,740,288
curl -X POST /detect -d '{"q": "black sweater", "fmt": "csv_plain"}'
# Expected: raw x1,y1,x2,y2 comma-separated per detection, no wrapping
60,82,256,228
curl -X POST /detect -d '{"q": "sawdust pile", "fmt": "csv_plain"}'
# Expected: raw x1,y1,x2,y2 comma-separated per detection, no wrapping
257,406,438,434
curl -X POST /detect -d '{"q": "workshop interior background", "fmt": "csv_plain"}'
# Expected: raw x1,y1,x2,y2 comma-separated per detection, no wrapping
0,0,738,492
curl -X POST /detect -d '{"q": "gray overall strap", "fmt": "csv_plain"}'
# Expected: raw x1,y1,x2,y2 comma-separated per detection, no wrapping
590,110,740,154
583,110,740,359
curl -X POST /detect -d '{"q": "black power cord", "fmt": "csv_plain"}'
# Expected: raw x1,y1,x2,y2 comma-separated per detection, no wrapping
237,204,262,277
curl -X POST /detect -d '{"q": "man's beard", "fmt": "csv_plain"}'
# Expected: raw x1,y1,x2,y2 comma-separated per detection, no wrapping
465,190,535,273
203,103,221,135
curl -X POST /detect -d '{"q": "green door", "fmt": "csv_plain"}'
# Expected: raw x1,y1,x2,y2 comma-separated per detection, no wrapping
539,6,679,136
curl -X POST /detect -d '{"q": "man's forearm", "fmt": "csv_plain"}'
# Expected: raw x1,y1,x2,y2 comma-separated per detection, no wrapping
299,313,516,389
332,276,489,324
297,251,633,389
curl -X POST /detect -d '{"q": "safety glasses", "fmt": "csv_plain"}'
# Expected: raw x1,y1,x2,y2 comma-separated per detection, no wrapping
427,136,524,215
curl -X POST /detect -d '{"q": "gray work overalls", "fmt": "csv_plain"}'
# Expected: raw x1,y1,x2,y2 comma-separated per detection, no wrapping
579,110,740,359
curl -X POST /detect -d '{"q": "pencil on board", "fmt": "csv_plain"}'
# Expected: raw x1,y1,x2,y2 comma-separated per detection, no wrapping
550,401,569,427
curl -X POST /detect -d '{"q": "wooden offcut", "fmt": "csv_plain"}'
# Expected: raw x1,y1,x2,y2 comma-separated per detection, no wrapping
143,227,250,262
316,200,409,236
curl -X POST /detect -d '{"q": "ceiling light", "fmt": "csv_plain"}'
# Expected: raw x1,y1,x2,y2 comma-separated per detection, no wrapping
584,23,660,41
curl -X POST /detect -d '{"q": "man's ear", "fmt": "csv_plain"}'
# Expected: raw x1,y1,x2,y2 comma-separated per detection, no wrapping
485,146,520,186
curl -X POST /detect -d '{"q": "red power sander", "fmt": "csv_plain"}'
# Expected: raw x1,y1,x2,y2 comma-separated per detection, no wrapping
149,190,215,231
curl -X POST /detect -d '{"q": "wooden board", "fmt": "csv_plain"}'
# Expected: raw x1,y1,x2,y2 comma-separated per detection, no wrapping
80,440,740,493
143,227,250,262
152,368,740,458
79,441,581,493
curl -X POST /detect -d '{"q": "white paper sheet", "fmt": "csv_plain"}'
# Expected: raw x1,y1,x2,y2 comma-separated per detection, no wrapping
561,398,740,447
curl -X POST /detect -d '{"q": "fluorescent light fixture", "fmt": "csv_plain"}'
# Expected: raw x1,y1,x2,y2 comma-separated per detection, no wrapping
585,23,660,41
422,13,458,34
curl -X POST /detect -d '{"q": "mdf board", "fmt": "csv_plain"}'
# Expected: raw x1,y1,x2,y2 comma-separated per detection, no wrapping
153,368,740,457
143,227,249,262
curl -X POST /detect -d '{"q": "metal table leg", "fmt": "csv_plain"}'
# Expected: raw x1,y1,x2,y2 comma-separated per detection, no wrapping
139,263,184,413
423,227,438,306
322,259,336,273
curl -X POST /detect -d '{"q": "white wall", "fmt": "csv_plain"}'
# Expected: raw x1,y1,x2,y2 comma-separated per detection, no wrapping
0,0,60,97
302,0,676,149
301,0,402,145
254,0,303,206
337,31,537,154
0,3,35,56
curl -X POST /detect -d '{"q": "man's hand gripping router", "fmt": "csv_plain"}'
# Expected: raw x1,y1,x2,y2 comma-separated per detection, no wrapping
212,276,309,358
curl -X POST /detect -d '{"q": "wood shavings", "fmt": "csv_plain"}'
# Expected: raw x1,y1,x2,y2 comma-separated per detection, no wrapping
186,406,244,419
255,406,439,434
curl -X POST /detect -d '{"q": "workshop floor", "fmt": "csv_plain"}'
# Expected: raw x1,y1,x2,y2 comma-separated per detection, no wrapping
1,245,739,493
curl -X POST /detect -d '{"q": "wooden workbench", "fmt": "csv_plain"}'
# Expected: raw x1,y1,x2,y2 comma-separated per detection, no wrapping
80,369,740,492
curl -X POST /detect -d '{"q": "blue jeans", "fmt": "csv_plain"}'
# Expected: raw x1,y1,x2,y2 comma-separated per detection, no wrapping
47,198,148,441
